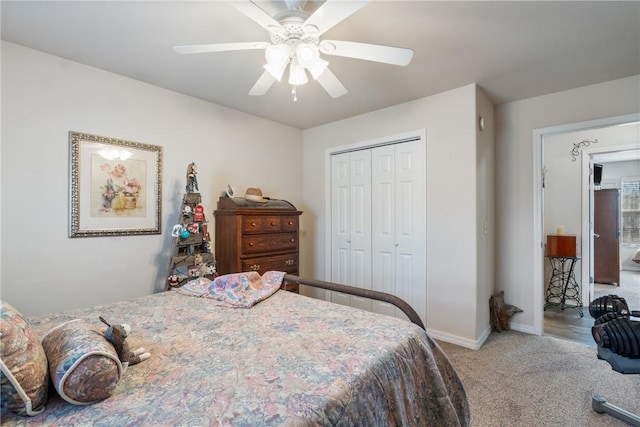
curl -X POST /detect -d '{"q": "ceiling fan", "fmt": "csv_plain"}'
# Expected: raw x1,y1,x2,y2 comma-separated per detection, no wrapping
174,0,414,100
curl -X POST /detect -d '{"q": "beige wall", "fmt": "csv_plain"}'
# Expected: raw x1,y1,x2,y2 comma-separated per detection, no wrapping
1,41,303,316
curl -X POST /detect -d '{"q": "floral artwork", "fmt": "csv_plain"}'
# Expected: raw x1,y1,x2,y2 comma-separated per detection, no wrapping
69,131,162,237
91,158,146,217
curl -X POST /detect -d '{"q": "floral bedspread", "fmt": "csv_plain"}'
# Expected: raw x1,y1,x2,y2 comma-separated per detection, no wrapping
2,290,469,426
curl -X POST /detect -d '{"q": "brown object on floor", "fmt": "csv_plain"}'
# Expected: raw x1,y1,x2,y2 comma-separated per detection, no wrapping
490,291,523,332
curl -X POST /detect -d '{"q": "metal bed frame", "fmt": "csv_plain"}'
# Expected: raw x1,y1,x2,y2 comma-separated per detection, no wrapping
283,274,425,330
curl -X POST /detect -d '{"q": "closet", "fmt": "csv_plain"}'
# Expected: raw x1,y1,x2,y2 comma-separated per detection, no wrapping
330,138,426,323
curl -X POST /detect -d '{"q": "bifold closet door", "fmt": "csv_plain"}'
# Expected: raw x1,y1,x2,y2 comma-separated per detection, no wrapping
330,150,372,311
371,141,426,322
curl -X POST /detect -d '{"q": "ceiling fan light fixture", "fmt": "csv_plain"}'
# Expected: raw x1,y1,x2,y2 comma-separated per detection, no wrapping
264,44,290,80
295,43,327,80
179,1,411,100
288,59,308,86
296,43,318,65
264,62,287,81
306,57,328,80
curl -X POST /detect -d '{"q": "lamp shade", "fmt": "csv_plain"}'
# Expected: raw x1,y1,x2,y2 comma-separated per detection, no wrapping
288,58,308,86
264,45,289,81
296,43,327,80
296,43,318,65
306,57,328,80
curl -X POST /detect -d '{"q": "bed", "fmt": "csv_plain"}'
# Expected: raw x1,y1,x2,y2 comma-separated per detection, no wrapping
1,273,469,426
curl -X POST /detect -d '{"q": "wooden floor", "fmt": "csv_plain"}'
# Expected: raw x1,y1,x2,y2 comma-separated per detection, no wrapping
543,270,640,347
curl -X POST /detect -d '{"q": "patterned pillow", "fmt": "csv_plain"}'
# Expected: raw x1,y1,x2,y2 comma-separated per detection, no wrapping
0,300,49,416
42,319,122,405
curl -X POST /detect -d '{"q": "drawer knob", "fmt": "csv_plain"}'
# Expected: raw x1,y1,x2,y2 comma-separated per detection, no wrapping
249,264,260,271
285,259,294,266
288,221,293,225
290,238,295,242
251,222,257,227
249,242,254,246
271,222,276,226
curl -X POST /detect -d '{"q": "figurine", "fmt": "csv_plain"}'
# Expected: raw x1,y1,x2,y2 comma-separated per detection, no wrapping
171,224,183,237
199,262,216,277
194,253,203,267
194,204,205,222
186,162,199,193
168,274,180,287
182,205,193,219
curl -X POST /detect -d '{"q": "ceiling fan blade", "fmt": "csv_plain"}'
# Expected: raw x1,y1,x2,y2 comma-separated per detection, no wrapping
249,70,277,96
303,0,370,36
230,1,285,35
316,68,348,98
174,42,270,55
320,40,413,66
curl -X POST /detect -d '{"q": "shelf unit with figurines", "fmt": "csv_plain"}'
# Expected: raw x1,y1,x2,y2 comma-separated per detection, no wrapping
166,163,216,289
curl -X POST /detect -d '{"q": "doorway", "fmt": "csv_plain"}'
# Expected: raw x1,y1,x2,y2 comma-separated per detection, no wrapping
533,113,640,339
542,145,640,345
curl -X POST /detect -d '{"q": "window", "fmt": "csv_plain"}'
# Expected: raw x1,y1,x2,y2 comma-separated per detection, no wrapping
621,178,640,245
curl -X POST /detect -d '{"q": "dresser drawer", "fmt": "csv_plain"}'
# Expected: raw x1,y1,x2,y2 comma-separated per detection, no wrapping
242,215,283,234
241,253,298,275
281,215,298,232
241,233,297,254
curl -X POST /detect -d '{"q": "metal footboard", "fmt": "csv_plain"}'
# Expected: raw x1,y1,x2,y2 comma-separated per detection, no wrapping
283,274,425,331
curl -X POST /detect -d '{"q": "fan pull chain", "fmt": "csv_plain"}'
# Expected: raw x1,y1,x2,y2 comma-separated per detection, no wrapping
292,86,298,102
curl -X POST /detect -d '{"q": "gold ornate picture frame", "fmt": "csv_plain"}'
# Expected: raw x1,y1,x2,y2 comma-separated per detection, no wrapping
69,131,162,237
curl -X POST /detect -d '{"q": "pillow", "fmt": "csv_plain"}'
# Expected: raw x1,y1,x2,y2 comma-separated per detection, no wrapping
0,300,49,416
42,319,123,405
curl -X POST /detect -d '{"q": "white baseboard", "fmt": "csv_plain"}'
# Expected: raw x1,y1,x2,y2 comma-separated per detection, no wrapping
427,325,492,350
510,322,537,335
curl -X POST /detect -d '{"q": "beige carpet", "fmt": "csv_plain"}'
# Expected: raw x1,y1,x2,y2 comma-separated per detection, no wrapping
438,331,640,426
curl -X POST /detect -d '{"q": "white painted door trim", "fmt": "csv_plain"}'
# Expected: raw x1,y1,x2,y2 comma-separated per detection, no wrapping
532,113,640,335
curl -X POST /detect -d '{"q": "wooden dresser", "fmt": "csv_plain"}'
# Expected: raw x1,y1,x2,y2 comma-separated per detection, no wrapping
214,197,302,293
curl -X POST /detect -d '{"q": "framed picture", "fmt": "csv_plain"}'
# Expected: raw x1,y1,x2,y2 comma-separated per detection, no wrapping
69,131,162,237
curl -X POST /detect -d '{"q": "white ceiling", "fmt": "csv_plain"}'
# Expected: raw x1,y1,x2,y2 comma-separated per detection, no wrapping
2,1,639,130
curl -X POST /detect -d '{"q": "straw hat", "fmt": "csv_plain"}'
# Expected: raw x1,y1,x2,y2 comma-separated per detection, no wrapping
244,187,268,203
